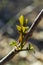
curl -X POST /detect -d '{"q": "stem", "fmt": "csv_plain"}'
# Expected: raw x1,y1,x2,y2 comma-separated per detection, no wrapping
0,48,19,65
21,32,23,50
24,9,43,41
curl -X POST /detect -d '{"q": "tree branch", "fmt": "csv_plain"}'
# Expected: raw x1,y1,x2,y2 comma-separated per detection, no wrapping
24,9,43,41
0,48,19,65
0,9,43,65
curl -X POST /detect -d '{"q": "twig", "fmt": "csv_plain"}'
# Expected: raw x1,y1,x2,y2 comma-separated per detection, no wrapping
0,9,43,65
24,9,43,41
0,48,19,65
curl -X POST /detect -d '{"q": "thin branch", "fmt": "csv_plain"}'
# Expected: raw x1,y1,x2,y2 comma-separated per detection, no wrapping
0,48,19,65
24,9,43,41
0,9,43,65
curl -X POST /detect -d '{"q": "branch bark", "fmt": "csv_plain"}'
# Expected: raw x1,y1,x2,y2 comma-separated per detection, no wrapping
24,9,43,41
0,48,20,65
0,9,43,65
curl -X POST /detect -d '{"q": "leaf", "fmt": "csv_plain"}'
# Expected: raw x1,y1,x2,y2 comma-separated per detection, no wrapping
22,26,29,33
16,25,21,32
19,15,24,25
22,26,25,32
26,18,28,24
10,40,17,46
29,44,34,50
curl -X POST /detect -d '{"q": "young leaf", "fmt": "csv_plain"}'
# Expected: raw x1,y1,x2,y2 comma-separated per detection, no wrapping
29,44,34,50
10,40,17,46
22,26,26,32
26,18,28,24
16,25,21,32
22,26,29,33
19,15,24,25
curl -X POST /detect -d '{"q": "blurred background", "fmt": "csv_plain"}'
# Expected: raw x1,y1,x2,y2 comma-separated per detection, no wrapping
0,0,43,65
